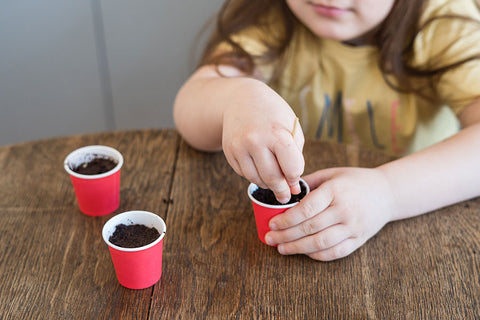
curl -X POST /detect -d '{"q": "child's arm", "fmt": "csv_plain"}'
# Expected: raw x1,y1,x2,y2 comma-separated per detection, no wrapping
174,65,305,202
379,101,480,220
265,97,480,261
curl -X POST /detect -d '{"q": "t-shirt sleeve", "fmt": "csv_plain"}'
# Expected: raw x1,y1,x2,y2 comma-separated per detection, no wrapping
411,0,480,114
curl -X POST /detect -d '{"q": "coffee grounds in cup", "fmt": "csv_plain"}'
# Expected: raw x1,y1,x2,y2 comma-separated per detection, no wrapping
72,155,117,175
109,224,160,248
252,181,308,205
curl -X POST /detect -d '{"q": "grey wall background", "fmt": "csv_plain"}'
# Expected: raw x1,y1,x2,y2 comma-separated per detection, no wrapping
0,0,224,146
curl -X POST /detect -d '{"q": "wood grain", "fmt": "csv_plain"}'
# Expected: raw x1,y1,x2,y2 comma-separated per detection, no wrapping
0,130,478,319
0,130,179,319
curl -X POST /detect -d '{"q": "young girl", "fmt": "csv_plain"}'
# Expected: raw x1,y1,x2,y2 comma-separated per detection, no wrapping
174,0,480,261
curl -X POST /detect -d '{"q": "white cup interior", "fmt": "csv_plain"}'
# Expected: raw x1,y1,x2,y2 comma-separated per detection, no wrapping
247,178,310,209
64,145,123,179
102,210,166,252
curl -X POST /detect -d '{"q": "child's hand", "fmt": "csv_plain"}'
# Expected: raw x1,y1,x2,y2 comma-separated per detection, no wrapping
265,167,397,261
222,81,305,203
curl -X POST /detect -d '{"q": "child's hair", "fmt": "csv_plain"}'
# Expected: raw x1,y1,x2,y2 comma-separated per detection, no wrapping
200,0,480,103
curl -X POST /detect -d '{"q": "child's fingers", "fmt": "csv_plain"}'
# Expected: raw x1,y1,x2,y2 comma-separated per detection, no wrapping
273,130,305,195
276,224,351,255
269,183,334,230
289,117,305,195
224,152,244,179
307,238,360,261
233,153,269,190
302,168,340,189
265,206,340,245
252,149,292,203
288,183,301,195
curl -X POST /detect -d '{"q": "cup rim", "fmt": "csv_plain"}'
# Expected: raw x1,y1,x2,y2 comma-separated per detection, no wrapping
64,145,124,179
247,178,310,209
102,210,166,252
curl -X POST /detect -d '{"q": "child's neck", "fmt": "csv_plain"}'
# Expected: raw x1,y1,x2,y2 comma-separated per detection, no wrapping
342,28,378,47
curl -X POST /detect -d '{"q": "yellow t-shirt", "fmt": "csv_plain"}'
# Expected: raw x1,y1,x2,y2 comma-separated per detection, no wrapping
224,0,480,156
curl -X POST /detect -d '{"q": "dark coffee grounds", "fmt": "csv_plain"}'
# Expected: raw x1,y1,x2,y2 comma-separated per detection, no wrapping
73,155,117,175
109,224,160,248
252,181,308,205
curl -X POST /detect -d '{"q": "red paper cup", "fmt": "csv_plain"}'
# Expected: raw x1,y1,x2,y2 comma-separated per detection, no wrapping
102,210,166,290
248,178,310,245
64,145,123,216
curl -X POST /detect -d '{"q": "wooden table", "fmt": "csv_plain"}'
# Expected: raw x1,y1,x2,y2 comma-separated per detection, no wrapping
0,129,478,319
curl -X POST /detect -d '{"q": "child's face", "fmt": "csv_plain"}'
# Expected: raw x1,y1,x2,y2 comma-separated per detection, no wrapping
286,0,395,44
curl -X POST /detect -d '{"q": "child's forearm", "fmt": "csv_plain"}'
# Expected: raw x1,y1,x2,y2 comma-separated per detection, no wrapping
378,123,480,221
173,65,265,151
